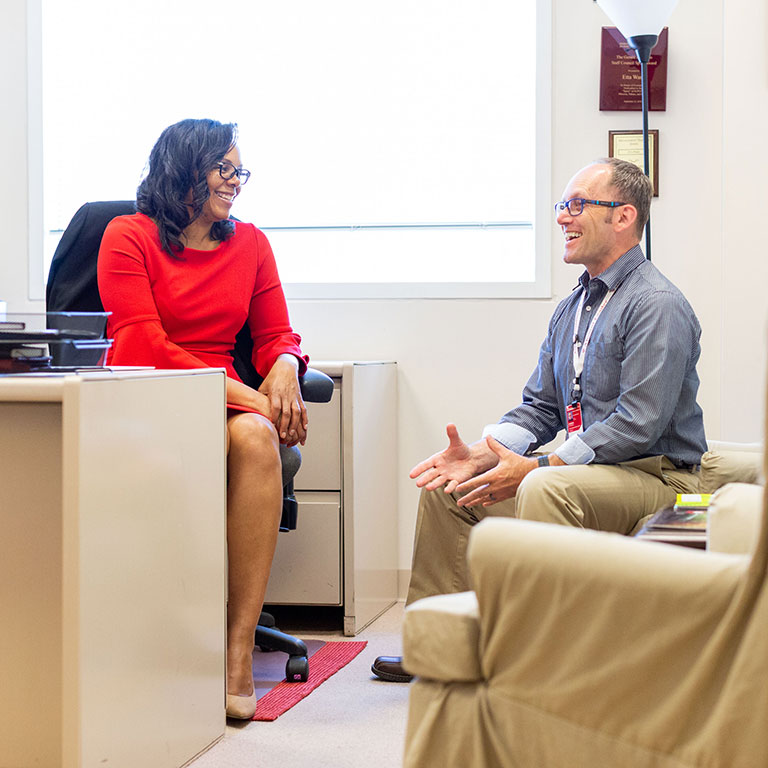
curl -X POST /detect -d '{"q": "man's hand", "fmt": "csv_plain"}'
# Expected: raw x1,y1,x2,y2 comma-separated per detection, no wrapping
258,355,308,445
409,424,496,494
455,436,539,507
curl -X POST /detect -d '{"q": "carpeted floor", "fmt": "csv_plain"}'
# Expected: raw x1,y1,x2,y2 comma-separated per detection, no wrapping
188,601,410,768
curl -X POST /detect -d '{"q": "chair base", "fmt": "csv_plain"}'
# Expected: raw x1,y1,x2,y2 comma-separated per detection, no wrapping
255,615,309,682
280,493,298,532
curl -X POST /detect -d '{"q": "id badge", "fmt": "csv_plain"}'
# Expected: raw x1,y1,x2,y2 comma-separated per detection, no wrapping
566,401,583,437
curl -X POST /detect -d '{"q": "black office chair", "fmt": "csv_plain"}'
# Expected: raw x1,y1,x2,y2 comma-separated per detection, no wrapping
46,200,333,683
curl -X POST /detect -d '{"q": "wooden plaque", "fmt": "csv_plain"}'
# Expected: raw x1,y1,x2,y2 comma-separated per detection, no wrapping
600,27,668,112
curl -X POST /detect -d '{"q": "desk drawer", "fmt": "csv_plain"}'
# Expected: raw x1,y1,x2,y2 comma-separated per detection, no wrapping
294,381,341,491
264,492,341,605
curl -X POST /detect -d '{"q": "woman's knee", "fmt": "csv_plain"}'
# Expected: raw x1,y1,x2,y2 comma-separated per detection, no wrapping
228,413,280,468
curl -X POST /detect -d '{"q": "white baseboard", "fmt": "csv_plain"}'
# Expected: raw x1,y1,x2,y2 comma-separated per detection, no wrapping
398,569,411,600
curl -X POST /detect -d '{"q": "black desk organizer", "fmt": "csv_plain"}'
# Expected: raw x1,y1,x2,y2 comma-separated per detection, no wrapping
0,312,112,373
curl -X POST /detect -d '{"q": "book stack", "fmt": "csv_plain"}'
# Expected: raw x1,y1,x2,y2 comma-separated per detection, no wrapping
635,494,712,548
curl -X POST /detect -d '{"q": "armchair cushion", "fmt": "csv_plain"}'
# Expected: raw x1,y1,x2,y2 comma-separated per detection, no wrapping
403,591,481,682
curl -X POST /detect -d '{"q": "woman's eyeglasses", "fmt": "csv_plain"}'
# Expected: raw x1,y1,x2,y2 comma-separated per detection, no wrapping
217,162,251,185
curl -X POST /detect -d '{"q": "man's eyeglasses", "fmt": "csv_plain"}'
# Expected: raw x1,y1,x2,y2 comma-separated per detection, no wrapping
217,162,251,185
554,198,626,216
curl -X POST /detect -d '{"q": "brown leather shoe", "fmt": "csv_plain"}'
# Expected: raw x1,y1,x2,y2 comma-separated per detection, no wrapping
371,655,414,683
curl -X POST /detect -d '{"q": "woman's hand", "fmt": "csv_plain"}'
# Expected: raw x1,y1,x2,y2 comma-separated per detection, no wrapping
258,354,308,445
225,378,272,419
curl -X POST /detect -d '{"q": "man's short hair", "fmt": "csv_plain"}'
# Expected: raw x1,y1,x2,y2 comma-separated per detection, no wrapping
594,157,652,239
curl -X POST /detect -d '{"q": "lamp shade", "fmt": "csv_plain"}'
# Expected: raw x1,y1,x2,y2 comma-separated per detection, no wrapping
596,0,678,39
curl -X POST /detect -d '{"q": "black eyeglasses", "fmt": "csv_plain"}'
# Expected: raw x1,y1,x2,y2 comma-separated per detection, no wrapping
217,161,251,185
554,198,626,216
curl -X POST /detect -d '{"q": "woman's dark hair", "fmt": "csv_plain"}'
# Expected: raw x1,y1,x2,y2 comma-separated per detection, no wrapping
136,118,238,255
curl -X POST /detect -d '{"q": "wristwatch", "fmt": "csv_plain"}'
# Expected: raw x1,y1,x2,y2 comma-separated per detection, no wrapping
537,455,550,468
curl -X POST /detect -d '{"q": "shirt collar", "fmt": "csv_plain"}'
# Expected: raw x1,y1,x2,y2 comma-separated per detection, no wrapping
577,244,646,292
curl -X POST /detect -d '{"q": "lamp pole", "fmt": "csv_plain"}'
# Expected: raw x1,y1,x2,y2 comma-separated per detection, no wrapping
595,0,679,262
626,34,657,261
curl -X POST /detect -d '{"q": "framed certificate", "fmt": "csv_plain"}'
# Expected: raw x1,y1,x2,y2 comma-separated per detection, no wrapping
608,129,659,197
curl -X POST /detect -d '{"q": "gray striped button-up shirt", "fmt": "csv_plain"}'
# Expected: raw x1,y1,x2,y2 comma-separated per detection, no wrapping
484,245,707,467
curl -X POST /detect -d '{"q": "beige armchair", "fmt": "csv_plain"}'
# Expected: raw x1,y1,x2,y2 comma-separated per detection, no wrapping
403,434,767,767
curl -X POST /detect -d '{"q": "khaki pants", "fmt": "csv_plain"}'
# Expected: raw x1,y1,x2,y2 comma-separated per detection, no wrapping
406,456,701,605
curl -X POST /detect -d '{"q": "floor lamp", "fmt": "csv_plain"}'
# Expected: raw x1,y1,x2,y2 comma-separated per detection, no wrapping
596,0,678,261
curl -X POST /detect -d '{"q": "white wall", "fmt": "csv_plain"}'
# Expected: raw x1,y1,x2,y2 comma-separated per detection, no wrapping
4,0,767,578
1,1,37,314
720,0,768,442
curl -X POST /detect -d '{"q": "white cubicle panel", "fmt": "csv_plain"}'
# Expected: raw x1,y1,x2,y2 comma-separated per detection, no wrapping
0,370,227,768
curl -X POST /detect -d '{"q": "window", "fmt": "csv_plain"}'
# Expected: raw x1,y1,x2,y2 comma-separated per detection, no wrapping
40,0,550,299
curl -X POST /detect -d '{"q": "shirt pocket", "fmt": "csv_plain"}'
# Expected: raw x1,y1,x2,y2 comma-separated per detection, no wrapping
586,336,623,402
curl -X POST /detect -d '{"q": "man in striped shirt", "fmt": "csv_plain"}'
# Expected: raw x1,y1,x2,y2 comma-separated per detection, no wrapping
372,158,706,683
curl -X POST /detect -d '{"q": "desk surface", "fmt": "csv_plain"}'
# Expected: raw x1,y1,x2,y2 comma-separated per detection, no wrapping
0,367,224,401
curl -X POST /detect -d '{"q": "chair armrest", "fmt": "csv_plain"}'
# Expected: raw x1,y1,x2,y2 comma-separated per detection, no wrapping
403,591,481,682
707,482,764,555
299,367,334,403
232,324,333,403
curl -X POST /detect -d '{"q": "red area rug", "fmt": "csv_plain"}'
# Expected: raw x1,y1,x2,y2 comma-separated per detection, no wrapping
252,640,367,721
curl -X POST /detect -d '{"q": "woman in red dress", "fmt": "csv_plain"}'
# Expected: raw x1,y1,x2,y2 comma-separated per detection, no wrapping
98,118,309,719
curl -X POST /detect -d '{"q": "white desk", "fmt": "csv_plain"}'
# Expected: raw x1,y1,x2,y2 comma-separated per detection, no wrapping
0,370,227,768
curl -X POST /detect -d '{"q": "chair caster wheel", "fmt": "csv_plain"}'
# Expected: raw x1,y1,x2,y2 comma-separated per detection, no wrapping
285,655,309,682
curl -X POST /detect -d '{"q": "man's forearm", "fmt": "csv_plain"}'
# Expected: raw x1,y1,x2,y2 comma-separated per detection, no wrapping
468,439,504,475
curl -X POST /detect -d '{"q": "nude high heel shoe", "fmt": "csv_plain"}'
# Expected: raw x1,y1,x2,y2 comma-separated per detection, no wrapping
226,690,258,720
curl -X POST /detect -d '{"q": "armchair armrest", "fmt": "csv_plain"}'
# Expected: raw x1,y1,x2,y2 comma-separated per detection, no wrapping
701,443,763,492
403,591,481,682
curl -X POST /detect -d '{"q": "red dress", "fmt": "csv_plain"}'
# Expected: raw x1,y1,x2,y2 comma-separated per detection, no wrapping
97,213,308,412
